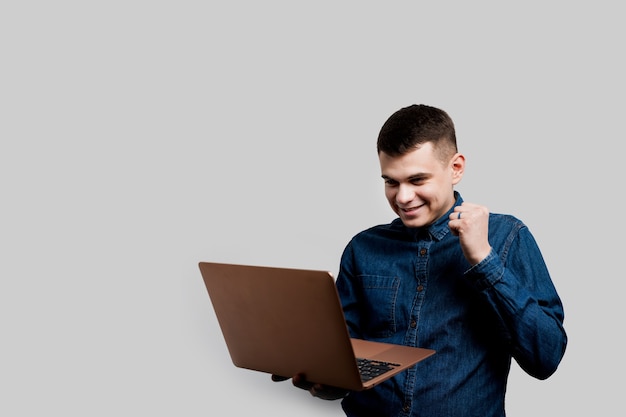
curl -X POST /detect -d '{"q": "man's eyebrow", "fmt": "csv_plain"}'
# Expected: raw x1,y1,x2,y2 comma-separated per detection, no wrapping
408,173,430,181
381,173,430,181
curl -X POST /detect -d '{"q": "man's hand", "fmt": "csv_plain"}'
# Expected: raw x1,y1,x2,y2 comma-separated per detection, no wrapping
271,374,349,400
448,202,492,265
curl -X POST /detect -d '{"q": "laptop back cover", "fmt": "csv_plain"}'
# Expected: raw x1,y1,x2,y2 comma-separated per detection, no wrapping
199,262,365,390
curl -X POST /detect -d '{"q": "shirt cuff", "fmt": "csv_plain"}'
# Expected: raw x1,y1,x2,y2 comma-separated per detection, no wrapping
464,248,504,290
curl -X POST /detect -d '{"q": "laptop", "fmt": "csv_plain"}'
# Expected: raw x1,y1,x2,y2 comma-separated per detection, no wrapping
198,261,436,391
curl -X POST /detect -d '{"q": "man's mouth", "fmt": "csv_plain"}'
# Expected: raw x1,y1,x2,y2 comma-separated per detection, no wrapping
400,204,423,215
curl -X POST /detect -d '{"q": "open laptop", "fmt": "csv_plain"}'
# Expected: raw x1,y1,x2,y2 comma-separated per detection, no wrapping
198,261,436,391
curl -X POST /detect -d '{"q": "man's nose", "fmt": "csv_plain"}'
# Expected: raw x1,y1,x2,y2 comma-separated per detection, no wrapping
396,184,414,204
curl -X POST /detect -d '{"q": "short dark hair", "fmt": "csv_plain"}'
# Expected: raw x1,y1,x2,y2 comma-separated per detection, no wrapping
377,104,457,163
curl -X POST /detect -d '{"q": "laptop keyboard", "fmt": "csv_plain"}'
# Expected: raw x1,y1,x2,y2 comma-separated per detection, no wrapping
356,358,400,382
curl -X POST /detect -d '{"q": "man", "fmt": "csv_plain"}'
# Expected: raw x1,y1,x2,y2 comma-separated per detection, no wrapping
274,104,567,416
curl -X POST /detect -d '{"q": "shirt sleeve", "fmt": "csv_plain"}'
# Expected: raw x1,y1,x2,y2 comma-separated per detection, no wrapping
464,225,567,380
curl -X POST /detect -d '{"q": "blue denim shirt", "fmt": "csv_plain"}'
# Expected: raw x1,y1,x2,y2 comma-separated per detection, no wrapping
336,193,567,417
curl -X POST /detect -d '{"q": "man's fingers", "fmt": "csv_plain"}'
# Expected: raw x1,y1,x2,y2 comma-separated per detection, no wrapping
292,374,315,390
311,383,350,400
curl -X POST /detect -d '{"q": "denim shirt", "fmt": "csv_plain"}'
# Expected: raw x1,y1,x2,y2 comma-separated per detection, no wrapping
336,193,567,417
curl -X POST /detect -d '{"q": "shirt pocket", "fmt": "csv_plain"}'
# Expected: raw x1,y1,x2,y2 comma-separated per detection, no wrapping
358,275,399,339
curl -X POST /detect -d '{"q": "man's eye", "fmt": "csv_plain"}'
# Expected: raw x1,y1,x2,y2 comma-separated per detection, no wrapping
384,180,398,186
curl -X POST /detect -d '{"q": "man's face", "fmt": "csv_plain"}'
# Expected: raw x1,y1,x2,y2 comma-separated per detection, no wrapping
379,142,464,228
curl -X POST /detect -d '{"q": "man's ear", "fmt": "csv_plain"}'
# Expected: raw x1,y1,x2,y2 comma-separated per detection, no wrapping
450,153,465,185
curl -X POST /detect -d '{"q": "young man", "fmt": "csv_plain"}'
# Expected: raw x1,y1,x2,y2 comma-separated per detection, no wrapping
274,104,567,416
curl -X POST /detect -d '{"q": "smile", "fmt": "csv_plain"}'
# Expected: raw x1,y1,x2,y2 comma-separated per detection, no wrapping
400,204,424,214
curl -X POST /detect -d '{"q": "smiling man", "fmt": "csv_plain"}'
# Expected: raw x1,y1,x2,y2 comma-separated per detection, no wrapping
275,104,567,417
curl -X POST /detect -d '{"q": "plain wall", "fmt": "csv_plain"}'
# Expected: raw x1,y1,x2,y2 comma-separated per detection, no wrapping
2,2,623,416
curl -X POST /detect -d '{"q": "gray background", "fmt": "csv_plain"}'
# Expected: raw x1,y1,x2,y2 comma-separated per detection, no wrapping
2,2,622,416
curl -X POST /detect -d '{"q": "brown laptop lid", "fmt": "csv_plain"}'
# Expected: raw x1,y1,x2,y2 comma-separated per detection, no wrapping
199,262,365,390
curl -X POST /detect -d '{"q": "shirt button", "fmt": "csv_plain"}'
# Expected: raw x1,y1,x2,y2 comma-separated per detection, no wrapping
419,248,427,256
417,285,424,292
403,403,411,412
410,319,417,328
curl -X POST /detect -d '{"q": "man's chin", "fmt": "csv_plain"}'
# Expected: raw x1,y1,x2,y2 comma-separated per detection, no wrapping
399,216,428,229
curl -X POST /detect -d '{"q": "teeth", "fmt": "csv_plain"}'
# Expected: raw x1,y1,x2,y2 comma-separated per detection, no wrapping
400,204,423,212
